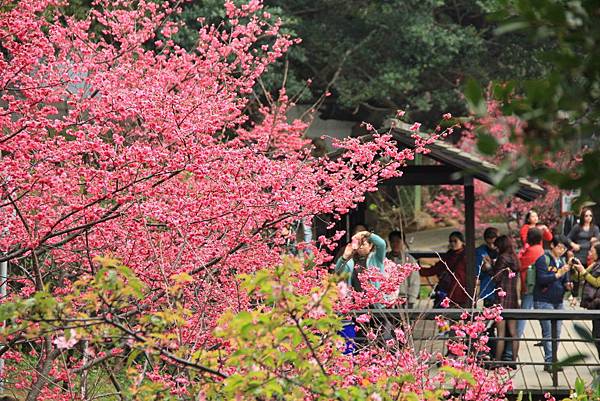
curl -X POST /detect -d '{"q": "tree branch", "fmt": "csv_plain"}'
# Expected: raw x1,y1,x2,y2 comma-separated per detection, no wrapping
104,317,227,379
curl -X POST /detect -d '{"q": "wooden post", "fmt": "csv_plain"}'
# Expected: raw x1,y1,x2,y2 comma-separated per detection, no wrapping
551,319,559,386
414,154,422,215
464,175,476,302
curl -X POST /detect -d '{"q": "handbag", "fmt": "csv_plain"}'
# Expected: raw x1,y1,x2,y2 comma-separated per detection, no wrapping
581,263,600,309
581,283,600,309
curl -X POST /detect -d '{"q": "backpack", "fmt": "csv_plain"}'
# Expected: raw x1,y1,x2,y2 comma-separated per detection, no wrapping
581,263,600,309
525,254,551,294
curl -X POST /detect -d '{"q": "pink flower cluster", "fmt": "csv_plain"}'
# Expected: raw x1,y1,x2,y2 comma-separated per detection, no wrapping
424,99,571,229
0,1,521,399
0,0,451,398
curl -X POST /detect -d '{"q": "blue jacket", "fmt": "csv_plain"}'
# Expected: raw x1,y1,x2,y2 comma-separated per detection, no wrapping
475,244,497,300
533,251,570,304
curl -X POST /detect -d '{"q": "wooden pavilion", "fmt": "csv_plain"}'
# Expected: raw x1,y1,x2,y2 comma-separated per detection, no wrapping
344,122,546,296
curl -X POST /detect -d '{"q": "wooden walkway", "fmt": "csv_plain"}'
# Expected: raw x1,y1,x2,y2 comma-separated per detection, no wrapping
409,299,599,394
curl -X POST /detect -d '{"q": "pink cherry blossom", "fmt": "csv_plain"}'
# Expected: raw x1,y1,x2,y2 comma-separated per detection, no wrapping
425,99,567,228
409,122,422,131
394,328,406,343
53,330,79,350
356,313,371,324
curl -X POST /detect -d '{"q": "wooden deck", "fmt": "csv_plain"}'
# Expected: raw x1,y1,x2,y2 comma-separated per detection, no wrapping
409,299,599,394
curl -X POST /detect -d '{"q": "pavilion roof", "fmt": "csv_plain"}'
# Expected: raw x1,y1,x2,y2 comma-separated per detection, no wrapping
370,123,546,201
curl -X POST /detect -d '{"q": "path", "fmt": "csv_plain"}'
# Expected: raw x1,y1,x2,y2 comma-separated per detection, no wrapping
411,299,598,395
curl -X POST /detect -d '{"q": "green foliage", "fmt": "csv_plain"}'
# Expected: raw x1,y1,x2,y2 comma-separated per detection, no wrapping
268,0,547,126
0,256,510,400
207,260,352,400
439,366,476,386
465,78,487,117
476,132,499,155
544,323,600,400
553,376,600,401
201,259,483,400
474,0,600,204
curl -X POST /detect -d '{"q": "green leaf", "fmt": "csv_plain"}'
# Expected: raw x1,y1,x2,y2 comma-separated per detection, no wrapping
388,373,415,385
235,311,253,325
0,303,17,321
440,365,476,385
170,272,194,283
556,352,586,368
126,349,142,367
263,380,283,398
239,322,255,338
404,393,420,401
575,377,586,395
476,133,499,155
494,21,530,35
464,78,487,116
291,330,303,347
573,322,594,342
282,350,298,363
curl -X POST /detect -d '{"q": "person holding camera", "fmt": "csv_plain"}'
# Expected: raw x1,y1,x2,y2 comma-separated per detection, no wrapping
336,230,387,292
476,227,499,306
335,230,387,353
520,210,553,247
573,242,600,358
534,235,573,372
568,208,600,295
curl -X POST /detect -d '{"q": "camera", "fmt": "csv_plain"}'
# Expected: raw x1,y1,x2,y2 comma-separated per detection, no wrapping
571,257,581,265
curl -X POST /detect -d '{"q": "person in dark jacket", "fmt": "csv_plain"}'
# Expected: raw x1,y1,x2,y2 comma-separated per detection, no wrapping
574,242,600,359
493,235,520,368
492,235,521,367
475,227,499,306
420,231,469,308
567,208,600,265
567,207,600,296
533,235,573,372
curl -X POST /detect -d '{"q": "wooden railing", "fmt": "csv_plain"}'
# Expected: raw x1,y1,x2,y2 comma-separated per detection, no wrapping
351,308,600,389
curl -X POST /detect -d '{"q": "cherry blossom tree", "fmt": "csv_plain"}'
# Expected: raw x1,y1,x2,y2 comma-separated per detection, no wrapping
425,100,563,235
0,0,509,399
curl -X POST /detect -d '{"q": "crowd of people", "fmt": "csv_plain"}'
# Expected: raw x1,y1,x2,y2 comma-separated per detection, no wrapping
333,207,600,370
